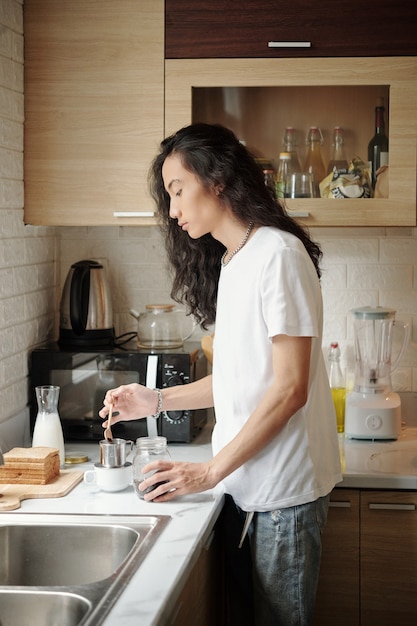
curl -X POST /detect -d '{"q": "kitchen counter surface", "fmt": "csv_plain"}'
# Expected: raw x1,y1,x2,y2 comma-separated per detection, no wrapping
339,425,417,489
1,424,416,625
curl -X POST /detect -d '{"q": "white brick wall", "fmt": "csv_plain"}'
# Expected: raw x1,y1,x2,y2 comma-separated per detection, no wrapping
0,0,57,426
58,225,174,340
35,210,417,404
58,222,417,393
1,0,417,440
318,226,417,391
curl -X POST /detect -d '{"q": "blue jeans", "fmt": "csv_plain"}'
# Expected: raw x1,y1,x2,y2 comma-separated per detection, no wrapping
219,494,329,626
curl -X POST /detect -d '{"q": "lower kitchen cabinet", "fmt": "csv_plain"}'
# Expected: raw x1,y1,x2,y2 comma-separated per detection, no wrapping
361,491,417,625
313,488,417,626
166,527,225,626
313,489,360,626
166,488,417,625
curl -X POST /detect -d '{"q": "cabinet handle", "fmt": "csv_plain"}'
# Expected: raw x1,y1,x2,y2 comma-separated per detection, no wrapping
268,41,311,49
369,503,416,511
329,501,351,508
113,211,155,218
288,211,310,218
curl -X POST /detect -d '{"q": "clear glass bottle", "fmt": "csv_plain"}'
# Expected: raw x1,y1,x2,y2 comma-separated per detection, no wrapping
282,126,302,173
303,126,326,197
133,436,171,499
327,126,349,174
368,97,389,188
328,343,346,434
275,152,293,198
32,385,65,467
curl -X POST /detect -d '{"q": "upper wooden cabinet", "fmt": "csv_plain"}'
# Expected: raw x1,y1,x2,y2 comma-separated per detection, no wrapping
24,0,164,226
166,0,417,59
24,2,417,227
165,57,417,227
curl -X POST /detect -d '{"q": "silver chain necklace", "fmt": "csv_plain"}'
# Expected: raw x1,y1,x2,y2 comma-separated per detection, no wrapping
221,222,254,267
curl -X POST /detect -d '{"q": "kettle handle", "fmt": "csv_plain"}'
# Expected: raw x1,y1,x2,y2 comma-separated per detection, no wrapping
70,262,91,335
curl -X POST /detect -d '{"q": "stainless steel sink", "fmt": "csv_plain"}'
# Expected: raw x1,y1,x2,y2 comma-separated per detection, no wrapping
0,513,170,626
0,589,91,626
0,522,139,586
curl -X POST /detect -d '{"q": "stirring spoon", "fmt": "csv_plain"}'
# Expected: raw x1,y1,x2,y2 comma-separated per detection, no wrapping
104,402,114,442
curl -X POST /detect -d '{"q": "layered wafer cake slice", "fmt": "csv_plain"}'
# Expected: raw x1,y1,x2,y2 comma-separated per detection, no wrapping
0,447,60,484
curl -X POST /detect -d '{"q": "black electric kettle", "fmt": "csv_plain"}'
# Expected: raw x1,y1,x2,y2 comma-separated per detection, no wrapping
59,260,114,347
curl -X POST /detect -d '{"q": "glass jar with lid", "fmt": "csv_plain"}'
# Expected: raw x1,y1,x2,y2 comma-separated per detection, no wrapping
133,436,171,499
130,304,195,349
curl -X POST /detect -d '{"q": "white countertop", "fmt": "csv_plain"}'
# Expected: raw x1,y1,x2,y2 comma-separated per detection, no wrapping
339,426,417,489
2,424,416,625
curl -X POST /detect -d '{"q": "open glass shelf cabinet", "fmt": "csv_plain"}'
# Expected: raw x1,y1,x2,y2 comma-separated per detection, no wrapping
165,57,417,227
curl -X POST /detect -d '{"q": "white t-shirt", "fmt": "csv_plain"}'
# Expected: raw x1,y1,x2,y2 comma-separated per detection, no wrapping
212,226,342,512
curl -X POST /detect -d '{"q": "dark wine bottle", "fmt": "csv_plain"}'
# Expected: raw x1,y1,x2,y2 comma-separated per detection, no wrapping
368,98,389,188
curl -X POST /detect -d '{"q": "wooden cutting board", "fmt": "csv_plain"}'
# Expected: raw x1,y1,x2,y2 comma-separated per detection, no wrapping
0,470,83,511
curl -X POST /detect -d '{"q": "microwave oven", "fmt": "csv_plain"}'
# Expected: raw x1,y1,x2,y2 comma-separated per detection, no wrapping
30,342,208,443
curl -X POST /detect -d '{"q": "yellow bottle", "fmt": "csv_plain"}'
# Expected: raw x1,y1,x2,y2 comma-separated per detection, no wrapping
331,387,346,434
328,342,346,434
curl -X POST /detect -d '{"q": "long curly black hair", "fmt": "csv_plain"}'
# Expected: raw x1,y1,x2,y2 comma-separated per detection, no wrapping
148,123,322,329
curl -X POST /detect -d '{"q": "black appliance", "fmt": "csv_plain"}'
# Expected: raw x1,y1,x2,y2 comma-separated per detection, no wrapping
59,260,115,348
30,342,208,443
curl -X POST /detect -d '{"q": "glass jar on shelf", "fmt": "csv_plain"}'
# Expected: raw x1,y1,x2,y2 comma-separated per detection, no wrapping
282,126,302,173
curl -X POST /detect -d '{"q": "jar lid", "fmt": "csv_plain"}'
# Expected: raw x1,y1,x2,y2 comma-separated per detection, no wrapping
135,436,167,448
65,452,88,464
351,306,396,320
145,304,175,311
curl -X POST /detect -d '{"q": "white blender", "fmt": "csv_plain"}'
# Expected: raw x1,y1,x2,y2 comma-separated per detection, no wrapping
345,306,409,440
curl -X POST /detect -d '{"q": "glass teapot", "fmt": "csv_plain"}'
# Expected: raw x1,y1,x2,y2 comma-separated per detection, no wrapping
130,304,196,349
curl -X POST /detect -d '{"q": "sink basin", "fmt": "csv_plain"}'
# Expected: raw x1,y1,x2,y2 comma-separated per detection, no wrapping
0,589,91,626
0,523,139,586
0,513,170,625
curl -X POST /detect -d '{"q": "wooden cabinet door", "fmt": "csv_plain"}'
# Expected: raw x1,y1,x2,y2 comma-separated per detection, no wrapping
312,489,360,626
24,0,164,226
361,491,417,626
167,529,224,626
166,0,417,58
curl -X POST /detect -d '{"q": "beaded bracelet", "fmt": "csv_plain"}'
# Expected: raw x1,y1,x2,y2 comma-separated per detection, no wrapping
152,388,163,419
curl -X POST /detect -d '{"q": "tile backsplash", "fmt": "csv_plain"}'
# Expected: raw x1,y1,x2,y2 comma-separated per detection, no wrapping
57,224,417,396
0,0,416,443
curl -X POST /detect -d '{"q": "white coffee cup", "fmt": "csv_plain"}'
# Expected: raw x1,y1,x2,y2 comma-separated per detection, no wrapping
83,462,132,492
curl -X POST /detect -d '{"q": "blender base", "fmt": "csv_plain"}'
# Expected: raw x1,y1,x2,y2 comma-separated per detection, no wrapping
345,391,402,440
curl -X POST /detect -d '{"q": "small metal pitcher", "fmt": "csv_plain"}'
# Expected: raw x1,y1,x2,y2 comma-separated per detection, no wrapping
99,438,134,468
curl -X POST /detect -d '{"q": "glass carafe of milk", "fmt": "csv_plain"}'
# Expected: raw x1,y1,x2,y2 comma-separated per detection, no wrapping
32,385,65,467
